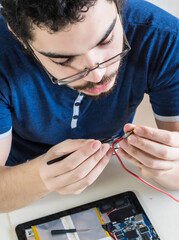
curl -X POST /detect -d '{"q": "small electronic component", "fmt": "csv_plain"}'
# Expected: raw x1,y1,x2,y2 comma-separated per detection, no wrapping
125,229,138,239
134,214,143,222
102,222,115,232
115,231,124,239
141,232,150,240
25,228,35,240
139,226,149,233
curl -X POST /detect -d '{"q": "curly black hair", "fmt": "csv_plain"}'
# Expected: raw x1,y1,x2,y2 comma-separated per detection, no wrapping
0,0,122,42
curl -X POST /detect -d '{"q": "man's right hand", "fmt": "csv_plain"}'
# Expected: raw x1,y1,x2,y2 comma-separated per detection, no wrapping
39,139,113,195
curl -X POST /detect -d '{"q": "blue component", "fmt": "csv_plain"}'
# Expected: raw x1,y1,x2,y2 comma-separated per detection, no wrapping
112,213,160,240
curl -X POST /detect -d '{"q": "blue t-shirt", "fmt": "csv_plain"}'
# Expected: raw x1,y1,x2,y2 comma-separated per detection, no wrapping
0,0,178,166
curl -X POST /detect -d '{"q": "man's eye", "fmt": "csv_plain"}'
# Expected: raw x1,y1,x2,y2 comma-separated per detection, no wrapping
100,35,114,46
51,58,72,66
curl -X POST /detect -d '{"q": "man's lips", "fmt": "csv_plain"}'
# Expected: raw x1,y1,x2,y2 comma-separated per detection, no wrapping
83,80,112,94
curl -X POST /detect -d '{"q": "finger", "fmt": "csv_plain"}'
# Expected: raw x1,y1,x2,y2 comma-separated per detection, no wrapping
118,139,174,169
118,147,174,179
46,139,93,160
49,144,111,189
45,140,102,177
57,149,113,194
123,123,136,133
127,134,179,160
117,148,143,168
138,165,168,179
134,126,178,147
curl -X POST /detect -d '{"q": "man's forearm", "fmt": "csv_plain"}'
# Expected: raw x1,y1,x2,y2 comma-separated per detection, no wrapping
0,156,49,213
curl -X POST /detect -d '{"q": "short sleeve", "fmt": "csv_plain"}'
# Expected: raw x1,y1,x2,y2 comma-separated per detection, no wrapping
148,30,179,122
0,53,12,137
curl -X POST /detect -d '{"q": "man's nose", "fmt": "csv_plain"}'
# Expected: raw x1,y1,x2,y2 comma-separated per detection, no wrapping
83,52,106,83
85,67,106,83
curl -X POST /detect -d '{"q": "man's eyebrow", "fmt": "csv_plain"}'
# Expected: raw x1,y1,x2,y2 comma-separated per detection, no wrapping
38,16,117,59
96,16,117,46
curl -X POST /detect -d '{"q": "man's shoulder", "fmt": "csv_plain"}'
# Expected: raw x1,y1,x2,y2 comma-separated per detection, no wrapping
0,14,20,53
0,15,31,78
123,0,179,33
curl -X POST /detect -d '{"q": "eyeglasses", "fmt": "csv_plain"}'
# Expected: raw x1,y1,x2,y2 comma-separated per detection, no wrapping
26,16,131,86
53,33,131,85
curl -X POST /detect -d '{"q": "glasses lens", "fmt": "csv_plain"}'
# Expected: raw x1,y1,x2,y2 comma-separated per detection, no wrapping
55,70,88,85
99,54,121,68
99,44,130,69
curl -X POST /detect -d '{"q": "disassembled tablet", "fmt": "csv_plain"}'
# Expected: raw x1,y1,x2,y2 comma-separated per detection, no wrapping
15,191,160,240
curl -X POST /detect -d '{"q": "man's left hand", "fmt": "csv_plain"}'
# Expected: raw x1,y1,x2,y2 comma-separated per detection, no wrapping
117,124,179,190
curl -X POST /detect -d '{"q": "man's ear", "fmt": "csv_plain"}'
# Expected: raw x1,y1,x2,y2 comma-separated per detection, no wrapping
7,23,27,48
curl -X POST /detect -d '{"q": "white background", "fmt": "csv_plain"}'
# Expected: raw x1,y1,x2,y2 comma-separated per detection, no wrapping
148,0,179,17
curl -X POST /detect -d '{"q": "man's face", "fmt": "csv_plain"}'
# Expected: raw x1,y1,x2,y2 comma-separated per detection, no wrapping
30,0,124,98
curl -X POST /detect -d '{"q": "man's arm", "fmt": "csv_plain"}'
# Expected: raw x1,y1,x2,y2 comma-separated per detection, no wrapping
0,137,113,213
0,134,12,166
0,156,48,212
117,121,179,190
0,135,48,212
155,119,179,132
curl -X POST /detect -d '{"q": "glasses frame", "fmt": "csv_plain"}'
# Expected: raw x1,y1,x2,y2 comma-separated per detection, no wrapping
26,13,131,86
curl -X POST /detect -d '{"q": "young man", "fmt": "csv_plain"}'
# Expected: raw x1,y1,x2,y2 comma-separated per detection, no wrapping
0,0,178,212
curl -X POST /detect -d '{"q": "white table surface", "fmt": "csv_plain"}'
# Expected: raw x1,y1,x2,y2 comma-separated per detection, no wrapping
1,156,179,240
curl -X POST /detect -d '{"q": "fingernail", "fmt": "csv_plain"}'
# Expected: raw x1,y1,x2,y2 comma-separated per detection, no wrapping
106,149,113,158
101,144,110,153
101,145,106,153
92,141,101,150
134,127,144,136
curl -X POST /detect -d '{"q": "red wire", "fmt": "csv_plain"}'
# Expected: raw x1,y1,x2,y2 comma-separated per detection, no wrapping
101,208,117,221
112,138,179,203
99,209,117,239
109,231,117,240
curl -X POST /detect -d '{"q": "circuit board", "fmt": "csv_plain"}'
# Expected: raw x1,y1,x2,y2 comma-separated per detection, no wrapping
111,213,159,240
99,195,160,240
